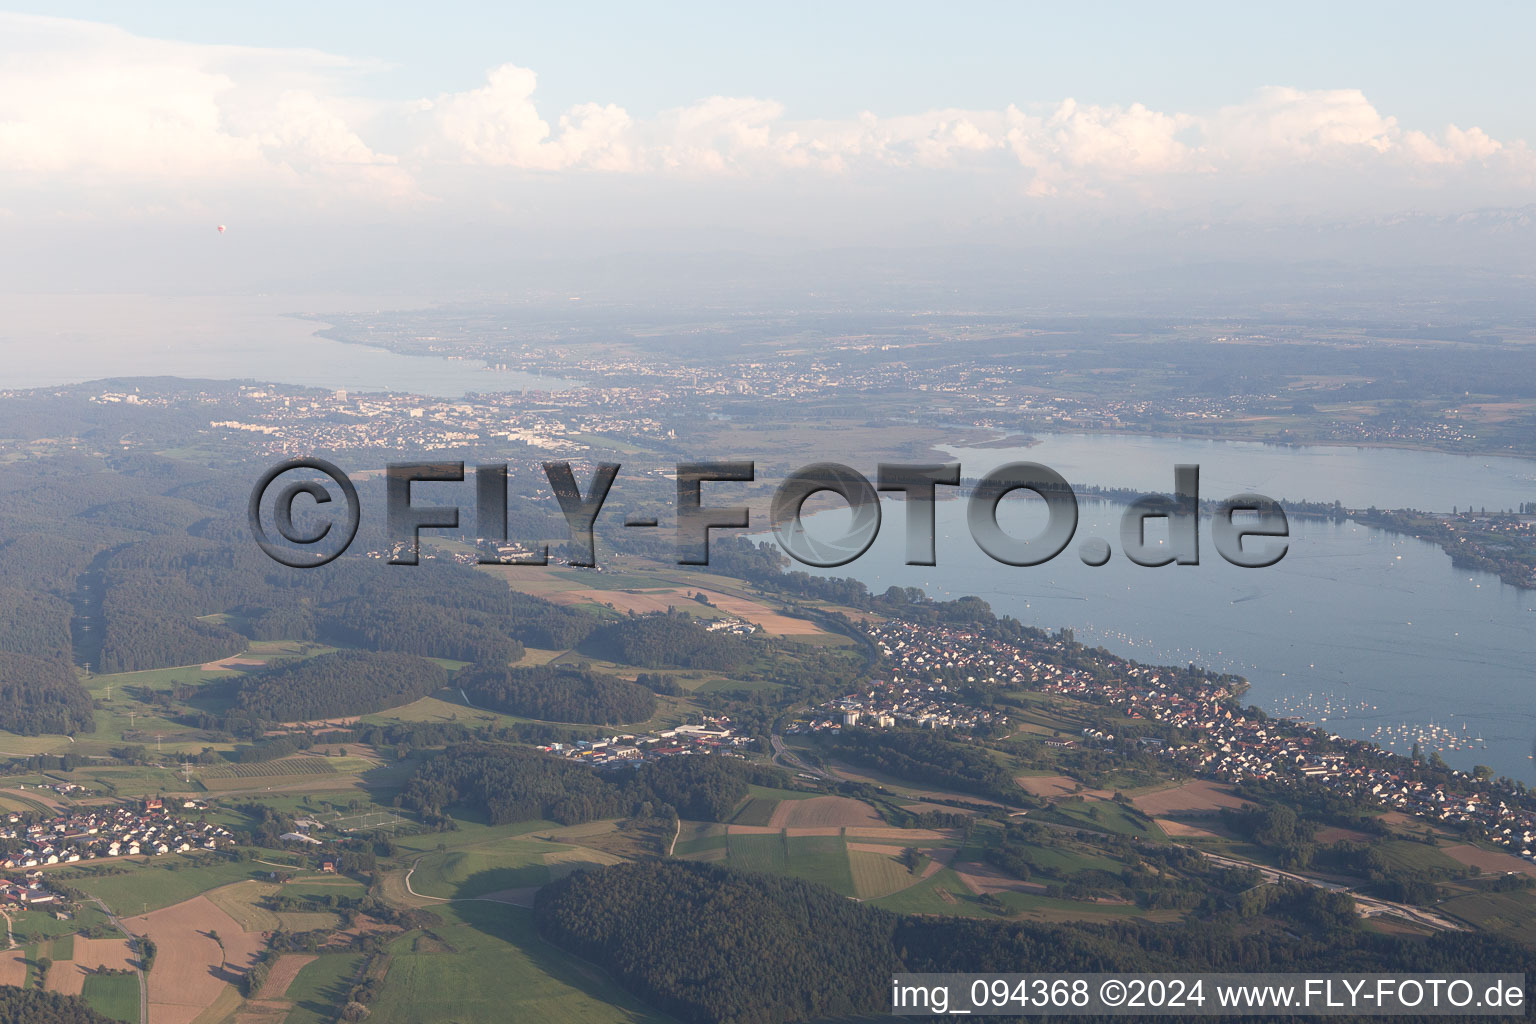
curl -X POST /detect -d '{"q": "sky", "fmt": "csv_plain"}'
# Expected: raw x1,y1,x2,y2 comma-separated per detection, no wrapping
2,3,1533,301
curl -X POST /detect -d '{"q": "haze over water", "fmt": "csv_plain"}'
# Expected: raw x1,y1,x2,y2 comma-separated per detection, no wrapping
0,294,572,397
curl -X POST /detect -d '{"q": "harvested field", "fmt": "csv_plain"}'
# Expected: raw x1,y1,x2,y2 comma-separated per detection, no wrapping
0,950,26,987
844,826,959,844
545,584,823,636
727,824,841,837
849,849,920,900
1015,775,1084,800
1154,818,1223,839
920,847,954,879
198,656,265,671
123,894,267,1024
73,936,137,972
254,953,316,1000
48,936,138,995
768,796,883,829
951,860,1049,896
0,787,68,811
1132,780,1254,816
205,880,281,932
45,962,87,995
1441,843,1536,878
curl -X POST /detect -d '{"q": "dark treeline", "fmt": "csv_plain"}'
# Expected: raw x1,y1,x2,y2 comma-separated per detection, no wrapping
580,611,752,670
0,586,74,663
810,727,1025,806
98,600,245,673
318,595,522,666
235,650,450,722
504,590,600,648
536,861,894,1024
399,743,772,826
41,484,551,672
460,664,656,724
0,987,114,1024
537,860,1535,1024
0,651,96,735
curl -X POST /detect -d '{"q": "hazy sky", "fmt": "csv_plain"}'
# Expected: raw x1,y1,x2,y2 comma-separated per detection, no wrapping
2,4,1533,299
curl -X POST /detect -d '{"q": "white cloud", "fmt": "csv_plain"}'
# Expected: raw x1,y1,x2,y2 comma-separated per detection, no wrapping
0,13,413,201
0,13,1530,220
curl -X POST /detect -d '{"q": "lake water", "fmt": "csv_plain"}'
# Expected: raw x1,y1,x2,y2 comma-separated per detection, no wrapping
0,294,574,397
780,434,1536,782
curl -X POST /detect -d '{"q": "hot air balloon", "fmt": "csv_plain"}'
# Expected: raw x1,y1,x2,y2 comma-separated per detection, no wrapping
217,225,226,234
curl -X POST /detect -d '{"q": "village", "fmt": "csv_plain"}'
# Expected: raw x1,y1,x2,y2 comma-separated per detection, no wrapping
0,797,233,873
539,717,753,767
789,682,1005,736
863,617,1536,865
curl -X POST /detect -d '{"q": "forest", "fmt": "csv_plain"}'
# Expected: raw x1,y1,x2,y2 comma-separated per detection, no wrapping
0,650,97,735
234,650,450,722
580,611,753,670
535,861,896,1024
0,987,112,1024
537,860,1536,1024
459,664,656,724
399,743,763,827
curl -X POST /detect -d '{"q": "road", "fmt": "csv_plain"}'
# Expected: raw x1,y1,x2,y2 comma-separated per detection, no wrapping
770,732,833,780
89,897,148,1024
769,738,1467,933
1189,851,1466,932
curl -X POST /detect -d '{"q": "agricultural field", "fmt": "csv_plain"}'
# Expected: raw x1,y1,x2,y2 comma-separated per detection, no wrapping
197,756,341,780
725,832,788,874
1371,840,1467,875
723,832,858,896
407,839,619,899
70,857,283,915
124,893,266,1024
81,971,139,1022
672,823,729,859
1438,888,1536,946
203,879,283,931
768,795,883,829
1043,797,1166,840
729,797,779,826
777,835,856,895
284,953,365,1024
870,867,992,918
849,848,923,899
368,902,671,1024
10,907,110,943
